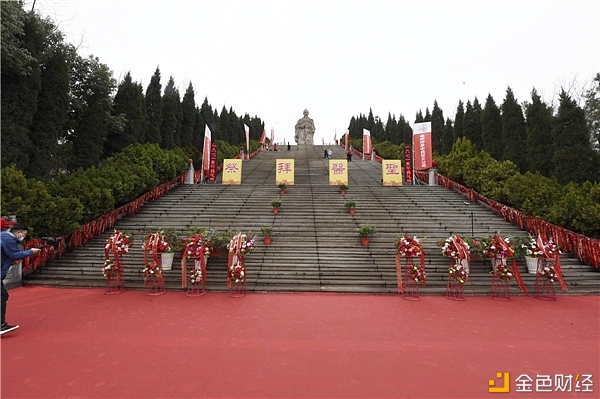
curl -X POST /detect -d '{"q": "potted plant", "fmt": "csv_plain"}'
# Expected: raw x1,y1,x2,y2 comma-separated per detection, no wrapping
161,228,182,271
344,199,356,214
260,226,273,245
271,198,282,214
338,183,349,195
277,182,287,194
357,225,376,246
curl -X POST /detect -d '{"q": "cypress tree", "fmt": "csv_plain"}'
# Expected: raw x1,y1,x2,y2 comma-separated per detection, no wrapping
423,107,431,122
453,101,464,140
462,98,483,149
501,87,527,172
442,117,454,154
481,94,503,159
192,106,204,149
145,67,162,144
67,54,118,170
107,72,146,156
160,76,181,148
525,89,554,176
384,113,396,143
551,90,599,183
431,100,445,154
180,82,196,147
414,110,424,123
26,44,69,180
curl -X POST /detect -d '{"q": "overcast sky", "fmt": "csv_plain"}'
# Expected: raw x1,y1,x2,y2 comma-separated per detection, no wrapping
29,0,599,145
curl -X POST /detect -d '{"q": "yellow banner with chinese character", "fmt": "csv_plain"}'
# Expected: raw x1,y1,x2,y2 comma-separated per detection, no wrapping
329,159,348,185
276,159,295,185
222,159,242,185
382,160,403,186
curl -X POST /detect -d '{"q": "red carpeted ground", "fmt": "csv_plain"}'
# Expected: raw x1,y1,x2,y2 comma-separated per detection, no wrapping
1,287,598,399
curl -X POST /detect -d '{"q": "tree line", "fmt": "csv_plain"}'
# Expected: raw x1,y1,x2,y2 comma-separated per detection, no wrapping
349,78,600,186
1,1,265,182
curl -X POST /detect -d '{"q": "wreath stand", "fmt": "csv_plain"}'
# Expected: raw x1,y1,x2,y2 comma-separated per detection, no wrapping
144,233,165,296
186,258,207,297
104,232,126,295
445,258,470,301
534,257,557,301
401,256,421,301
105,262,125,295
490,256,510,301
227,233,247,298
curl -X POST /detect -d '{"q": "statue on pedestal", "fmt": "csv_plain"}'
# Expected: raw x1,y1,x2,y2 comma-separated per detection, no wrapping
294,109,315,145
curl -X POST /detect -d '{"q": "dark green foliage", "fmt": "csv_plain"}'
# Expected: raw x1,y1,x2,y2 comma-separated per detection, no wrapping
481,94,503,159
584,73,600,152
160,76,182,148
67,54,120,170
180,83,196,147
501,87,527,172
524,89,554,176
548,182,600,238
144,67,162,144
373,141,403,159
26,44,69,180
108,72,147,156
1,165,83,237
441,117,454,155
431,101,445,154
462,98,482,149
453,101,464,140
551,90,599,184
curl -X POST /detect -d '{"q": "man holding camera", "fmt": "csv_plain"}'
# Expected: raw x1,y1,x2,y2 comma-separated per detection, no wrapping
1,225,41,335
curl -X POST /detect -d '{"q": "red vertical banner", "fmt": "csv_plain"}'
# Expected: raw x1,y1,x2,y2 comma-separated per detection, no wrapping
270,128,275,147
403,145,413,184
412,122,432,171
209,143,218,182
363,128,372,160
260,129,266,146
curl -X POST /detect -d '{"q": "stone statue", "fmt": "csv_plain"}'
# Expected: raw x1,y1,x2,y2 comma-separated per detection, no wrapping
294,109,315,145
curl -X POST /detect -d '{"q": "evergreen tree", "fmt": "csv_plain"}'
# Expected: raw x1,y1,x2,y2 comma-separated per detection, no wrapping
501,87,527,172
481,94,503,159
384,113,396,143
367,108,375,132
180,82,196,147
1,7,45,171
67,54,120,170
144,67,162,144
192,106,204,149
525,89,554,176
107,72,146,156
423,107,431,122
414,110,424,123
453,101,464,140
442,117,454,154
584,73,600,152
462,98,483,149
397,115,412,145
160,76,181,148
431,100,445,154
551,90,599,183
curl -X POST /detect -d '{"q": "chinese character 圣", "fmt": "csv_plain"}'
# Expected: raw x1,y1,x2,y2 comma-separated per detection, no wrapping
385,163,399,175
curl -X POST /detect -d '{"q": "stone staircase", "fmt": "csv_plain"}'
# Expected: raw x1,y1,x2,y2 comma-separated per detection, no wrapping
23,145,600,295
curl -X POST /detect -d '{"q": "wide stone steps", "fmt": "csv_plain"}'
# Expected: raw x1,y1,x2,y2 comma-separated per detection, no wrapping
22,145,599,294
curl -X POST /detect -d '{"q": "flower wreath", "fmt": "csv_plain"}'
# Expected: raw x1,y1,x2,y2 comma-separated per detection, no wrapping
102,259,116,277
540,263,558,282
408,264,426,285
105,230,134,255
228,262,245,284
143,262,162,281
187,268,203,285
396,235,424,258
491,261,514,281
448,261,469,284
185,234,210,259
227,233,256,257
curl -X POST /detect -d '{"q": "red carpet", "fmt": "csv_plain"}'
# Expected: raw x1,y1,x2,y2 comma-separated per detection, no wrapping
1,287,598,399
